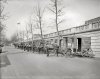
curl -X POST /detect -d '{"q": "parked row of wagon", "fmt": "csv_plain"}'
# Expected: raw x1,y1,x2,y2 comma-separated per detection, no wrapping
13,40,95,58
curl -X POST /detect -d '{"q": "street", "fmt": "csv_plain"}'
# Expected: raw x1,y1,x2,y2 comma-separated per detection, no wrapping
0,46,100,79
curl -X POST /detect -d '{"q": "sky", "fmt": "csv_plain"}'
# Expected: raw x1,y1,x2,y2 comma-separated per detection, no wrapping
3,0,100,39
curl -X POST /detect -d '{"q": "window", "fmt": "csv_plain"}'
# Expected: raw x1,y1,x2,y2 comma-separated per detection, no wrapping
99,22,100,28
85,25,89,29
80,26,84,30
92,22,99,29
55,39,58,43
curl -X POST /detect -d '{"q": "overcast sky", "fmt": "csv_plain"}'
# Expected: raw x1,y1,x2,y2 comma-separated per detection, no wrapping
4,0,100,39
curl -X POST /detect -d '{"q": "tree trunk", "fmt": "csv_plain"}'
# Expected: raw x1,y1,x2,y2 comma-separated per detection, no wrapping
55,0,60,47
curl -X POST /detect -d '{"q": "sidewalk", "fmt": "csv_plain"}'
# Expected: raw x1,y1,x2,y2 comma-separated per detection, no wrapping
0,46,27,79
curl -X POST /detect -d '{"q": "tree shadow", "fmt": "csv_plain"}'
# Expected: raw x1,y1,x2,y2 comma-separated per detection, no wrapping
0,54,11,68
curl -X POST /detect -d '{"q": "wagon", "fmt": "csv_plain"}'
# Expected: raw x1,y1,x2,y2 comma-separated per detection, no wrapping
73,48,95,58
82,48,95,58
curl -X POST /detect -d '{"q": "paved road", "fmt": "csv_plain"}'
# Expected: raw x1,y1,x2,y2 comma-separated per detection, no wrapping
0,46,100,79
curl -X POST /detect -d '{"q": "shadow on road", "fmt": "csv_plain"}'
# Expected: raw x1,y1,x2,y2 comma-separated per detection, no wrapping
0,54,11,68
1,51,8,53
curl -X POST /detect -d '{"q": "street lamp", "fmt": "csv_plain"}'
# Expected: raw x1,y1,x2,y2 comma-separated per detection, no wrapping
17,22,20,42
17,22,20,25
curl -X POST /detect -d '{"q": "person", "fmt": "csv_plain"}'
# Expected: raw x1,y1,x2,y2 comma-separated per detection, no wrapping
66,48,72,57
53,44,59,56
45,43,50,57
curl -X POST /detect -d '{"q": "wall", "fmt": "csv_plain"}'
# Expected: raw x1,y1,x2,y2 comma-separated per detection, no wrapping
43,17,100,56
75,30,100,56
91,31,100,56
82,37,91,50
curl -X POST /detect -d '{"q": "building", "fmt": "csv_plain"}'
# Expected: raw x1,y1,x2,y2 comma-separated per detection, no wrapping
43,16,100,56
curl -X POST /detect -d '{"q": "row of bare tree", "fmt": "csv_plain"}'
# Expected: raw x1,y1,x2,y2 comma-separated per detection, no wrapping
12,0,65,47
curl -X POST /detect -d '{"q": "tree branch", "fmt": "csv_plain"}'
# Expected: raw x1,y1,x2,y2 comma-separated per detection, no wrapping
48,7,56,14
57,19,65,25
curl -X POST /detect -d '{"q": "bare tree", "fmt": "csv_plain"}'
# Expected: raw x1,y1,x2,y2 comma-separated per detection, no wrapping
18,32,22,42
28,22,34,43
10,33,19,43
48,0,65,46
0,0,8,26
25,24,29,42
21,31,25,42
32,2,45,40
22,31,25,42
18,31,25,43
0,0,7,44
27,19,35,52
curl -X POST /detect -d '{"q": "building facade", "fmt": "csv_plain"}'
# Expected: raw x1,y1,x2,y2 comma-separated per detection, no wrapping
43,17,100,56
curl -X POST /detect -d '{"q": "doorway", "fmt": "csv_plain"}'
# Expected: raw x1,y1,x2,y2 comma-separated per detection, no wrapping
77,38,82,52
